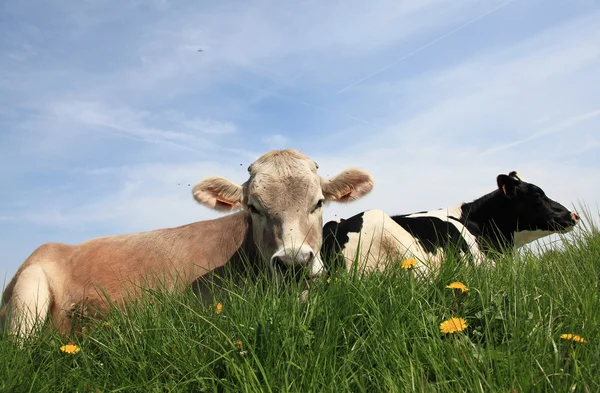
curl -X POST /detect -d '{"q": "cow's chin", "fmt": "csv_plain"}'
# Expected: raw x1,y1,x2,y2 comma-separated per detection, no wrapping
550,220,577,234
558,225,575,234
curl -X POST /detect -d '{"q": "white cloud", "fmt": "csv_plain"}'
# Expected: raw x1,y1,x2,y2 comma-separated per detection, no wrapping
14,160,251,232
46,100,216,150
181,117,237,135
481,109,600,156
342,11,600,158
262,134,290,149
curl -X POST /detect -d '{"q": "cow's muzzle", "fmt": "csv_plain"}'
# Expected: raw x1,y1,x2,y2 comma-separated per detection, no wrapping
270,246,324,280
571,211,580,223
552,211,580,233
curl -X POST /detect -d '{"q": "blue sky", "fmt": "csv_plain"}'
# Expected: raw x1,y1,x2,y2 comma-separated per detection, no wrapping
2,0,600,282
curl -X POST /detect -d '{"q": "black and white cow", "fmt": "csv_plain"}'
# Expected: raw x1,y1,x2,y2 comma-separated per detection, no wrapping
322,172,580,275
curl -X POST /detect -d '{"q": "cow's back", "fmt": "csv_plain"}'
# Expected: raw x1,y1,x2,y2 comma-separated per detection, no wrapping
323,209,484,275
323,210,427,273
2,215,249,336
390,210,473,256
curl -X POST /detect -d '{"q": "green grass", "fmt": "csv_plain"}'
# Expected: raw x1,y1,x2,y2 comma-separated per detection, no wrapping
2,223,600,392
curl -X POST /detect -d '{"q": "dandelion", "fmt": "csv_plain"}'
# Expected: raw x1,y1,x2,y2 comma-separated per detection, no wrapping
215,303,223,315
401,258,417,269
104,322,112,328
60,344,81,355
446,282,469,293
440,317,468,334
236,340,243,349
560,334,587,343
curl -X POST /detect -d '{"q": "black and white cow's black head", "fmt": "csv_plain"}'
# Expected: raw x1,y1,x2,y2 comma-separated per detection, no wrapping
466,171,579,250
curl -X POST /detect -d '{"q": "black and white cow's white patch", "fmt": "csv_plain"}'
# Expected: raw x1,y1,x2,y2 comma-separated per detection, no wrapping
322,171,579,275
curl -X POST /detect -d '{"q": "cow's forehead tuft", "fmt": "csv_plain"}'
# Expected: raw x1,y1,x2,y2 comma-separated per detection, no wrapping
248,149,317,176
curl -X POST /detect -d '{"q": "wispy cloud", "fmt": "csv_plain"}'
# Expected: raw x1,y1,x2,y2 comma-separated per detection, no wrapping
46,100,216,151
262,134,291,149
482,109,600,155
335,0,517,94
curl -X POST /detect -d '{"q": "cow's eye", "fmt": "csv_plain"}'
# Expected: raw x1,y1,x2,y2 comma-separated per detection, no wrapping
313,199,325,212
248,204,261,215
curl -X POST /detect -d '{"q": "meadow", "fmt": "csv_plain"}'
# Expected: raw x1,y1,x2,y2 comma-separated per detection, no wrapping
1,215,599,392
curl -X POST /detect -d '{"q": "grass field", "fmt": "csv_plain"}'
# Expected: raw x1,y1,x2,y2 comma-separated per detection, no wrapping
1,217,599,392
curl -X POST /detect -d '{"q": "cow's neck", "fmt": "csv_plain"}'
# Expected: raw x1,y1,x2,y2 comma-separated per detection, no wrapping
210,211,260,270
181,212,258,273
459,190,517,253
188,211,262,296
231,213,261,274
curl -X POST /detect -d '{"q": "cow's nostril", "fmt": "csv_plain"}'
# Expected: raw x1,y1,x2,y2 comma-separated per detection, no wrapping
272,256,289,275
572,212,580,222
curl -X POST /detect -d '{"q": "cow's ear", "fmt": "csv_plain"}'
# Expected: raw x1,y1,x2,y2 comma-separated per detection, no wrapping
193,177,244,212
322,169,374,203
508,171,521,180
497,174,519,198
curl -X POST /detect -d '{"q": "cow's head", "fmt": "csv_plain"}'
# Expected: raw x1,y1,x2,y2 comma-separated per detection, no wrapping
192,149,374,279
496,171,579,247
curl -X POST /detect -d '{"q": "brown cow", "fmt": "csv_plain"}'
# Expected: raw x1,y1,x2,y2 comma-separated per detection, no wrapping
1,149,374,339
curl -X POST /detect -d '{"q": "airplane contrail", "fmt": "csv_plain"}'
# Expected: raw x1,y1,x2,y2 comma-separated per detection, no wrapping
335,0,516,95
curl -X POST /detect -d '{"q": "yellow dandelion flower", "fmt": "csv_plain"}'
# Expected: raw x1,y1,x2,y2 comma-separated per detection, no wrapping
401,258,417,269
327,277,331,284
446,282,469,293
560,334,587,343
440,317,468,334
104,322,112,328
215,303,223,315
236,340,243,349
60,344,81,355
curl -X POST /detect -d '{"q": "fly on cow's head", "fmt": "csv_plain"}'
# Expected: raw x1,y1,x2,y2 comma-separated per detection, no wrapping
192,149,374,282
496,171,579,247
